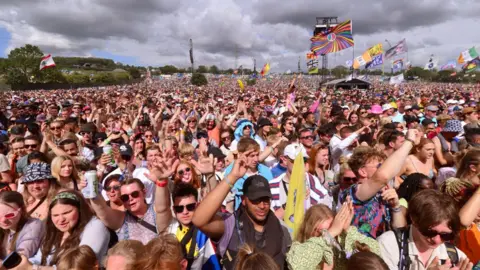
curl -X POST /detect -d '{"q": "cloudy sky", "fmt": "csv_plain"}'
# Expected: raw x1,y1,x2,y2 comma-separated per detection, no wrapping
0,0,479,72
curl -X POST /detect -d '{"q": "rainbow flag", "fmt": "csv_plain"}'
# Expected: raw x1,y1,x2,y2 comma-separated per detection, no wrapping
283,153,306,236
260,63,270,76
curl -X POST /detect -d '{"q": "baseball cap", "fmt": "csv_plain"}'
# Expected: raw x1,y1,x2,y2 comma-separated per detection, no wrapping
243,175,272,201
119,143,133,157
283,143,309,160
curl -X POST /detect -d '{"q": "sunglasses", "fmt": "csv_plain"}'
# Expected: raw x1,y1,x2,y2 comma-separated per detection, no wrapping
420,228,455,241
286,122,293,125
342,177,357,183
187,120,197,123
173,203,196,213
178,167,191,175
120,190,141,202
105,185,121,192
50,126,62,130
0,209,20,220
25,144,37,149
145,134,153,138
300,135,314,140
221,136,231,141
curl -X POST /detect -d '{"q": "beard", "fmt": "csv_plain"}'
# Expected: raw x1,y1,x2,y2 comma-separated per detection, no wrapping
245,204,267,225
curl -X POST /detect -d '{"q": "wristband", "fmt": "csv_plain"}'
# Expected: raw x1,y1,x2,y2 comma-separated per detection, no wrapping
391,206,401,213
225,177,234,188
156,180,168,187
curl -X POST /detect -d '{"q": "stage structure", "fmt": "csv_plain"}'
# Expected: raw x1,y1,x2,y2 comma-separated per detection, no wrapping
314,17,338,80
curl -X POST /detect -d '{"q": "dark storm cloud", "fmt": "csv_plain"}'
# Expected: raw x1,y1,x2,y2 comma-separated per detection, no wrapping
252,0,460,35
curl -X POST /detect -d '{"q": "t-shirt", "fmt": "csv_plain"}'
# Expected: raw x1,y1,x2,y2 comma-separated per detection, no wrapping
340,184,391,239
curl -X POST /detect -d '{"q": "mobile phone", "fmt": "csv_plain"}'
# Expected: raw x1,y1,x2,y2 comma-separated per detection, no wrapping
2,251,22,269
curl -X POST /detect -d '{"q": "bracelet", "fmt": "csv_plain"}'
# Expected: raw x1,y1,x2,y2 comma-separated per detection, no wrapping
156,180,168,187
225,177,234,188
391,206,401,213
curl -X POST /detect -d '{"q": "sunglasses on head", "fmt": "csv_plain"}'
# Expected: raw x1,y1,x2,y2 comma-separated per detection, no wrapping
173,203,196,213
120,190,141,202
178,167,191,175
105,185,121,192
420,228,455,241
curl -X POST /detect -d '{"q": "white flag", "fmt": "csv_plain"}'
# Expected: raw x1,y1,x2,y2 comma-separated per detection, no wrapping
389,73,404,85
39,54,56,70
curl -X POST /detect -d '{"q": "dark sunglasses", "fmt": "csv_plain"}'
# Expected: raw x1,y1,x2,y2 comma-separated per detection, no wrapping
197,134,208,139
187,120,197,123
178,167,191,175
342,177,357,183
105,185,121,192
120,190,141,202
173,203,196,213
24,144,37,149
420,228,455,241
300,135,314,140
221,136,231,141
50,126,62,130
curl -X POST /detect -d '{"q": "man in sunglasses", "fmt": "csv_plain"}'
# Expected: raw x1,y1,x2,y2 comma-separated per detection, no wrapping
270,143,332,219
378,189,472,270
298,128,315,154
15,135,40,176
166,183,221,269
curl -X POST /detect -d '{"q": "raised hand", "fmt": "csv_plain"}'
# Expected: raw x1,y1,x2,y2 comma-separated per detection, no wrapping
144,156,179,182
229,151,250,181
191,151,215,175
381,187,400,208
328,201,349,237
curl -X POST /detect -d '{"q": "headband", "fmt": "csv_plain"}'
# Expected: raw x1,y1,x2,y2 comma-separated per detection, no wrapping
51,192,79,205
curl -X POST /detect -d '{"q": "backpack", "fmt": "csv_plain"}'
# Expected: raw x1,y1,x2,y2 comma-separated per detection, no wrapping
393,227,459,270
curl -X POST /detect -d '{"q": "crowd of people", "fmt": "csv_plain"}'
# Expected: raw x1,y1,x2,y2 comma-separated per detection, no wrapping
0,76,479,270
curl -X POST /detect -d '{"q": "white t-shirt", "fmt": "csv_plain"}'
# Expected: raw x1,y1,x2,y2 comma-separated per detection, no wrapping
132,167,155,204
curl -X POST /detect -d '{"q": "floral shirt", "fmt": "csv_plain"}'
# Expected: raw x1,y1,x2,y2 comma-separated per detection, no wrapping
340,184,391,239
117,204,157,245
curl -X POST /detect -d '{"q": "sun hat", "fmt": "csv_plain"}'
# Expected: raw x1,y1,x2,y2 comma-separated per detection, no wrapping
371,105,383,115
22,162,54,184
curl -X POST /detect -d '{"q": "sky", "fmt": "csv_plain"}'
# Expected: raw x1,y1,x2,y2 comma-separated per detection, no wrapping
0,0,480,72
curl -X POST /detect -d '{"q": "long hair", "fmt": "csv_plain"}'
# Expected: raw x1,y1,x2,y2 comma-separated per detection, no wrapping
235,244,279,270
40,190,94,266
51,155,81,188
0,191,29,258
307,143,329,175
174,161,200,189
295,204,334,243
455,148,480,180
397,173,431,202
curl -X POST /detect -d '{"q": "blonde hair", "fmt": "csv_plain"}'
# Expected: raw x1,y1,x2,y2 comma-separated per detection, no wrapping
336,162,352,183
178,143,195,159
57,245,98,270
104,240,145,270
295,204,334,243
234,244,279,270
51,155,80,188
132,234,184,270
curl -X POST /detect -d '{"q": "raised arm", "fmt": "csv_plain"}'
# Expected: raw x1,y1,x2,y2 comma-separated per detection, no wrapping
356,129,419,201
459,186,480,227
192,152,249,240
144,155,178,233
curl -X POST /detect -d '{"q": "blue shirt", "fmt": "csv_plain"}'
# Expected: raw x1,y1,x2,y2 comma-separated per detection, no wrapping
271,163,287,178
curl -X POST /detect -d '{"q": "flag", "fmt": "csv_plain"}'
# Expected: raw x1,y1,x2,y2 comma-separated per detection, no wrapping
283,152,306,236
440,60,457,70
353,51,372,69
393,59,404,72
389,73,404,85
39,54,56,70
385,39,408,59
310,19,354,55
308,67,319,74
237,79,244,91
424,55,438,70
260,63,270,76
365,54,383,69
345,60,353,68
463,57,480,73
458,47,478,64
367,43,383,56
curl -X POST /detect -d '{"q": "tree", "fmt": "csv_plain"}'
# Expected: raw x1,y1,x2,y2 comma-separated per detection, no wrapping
209,65,220,74
197,65,208,73
128,67,141,79
191,73,208,86
92,72,116,84
159,65,178,75
66,73,90,84
4,44,44,85
331,65,349,78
